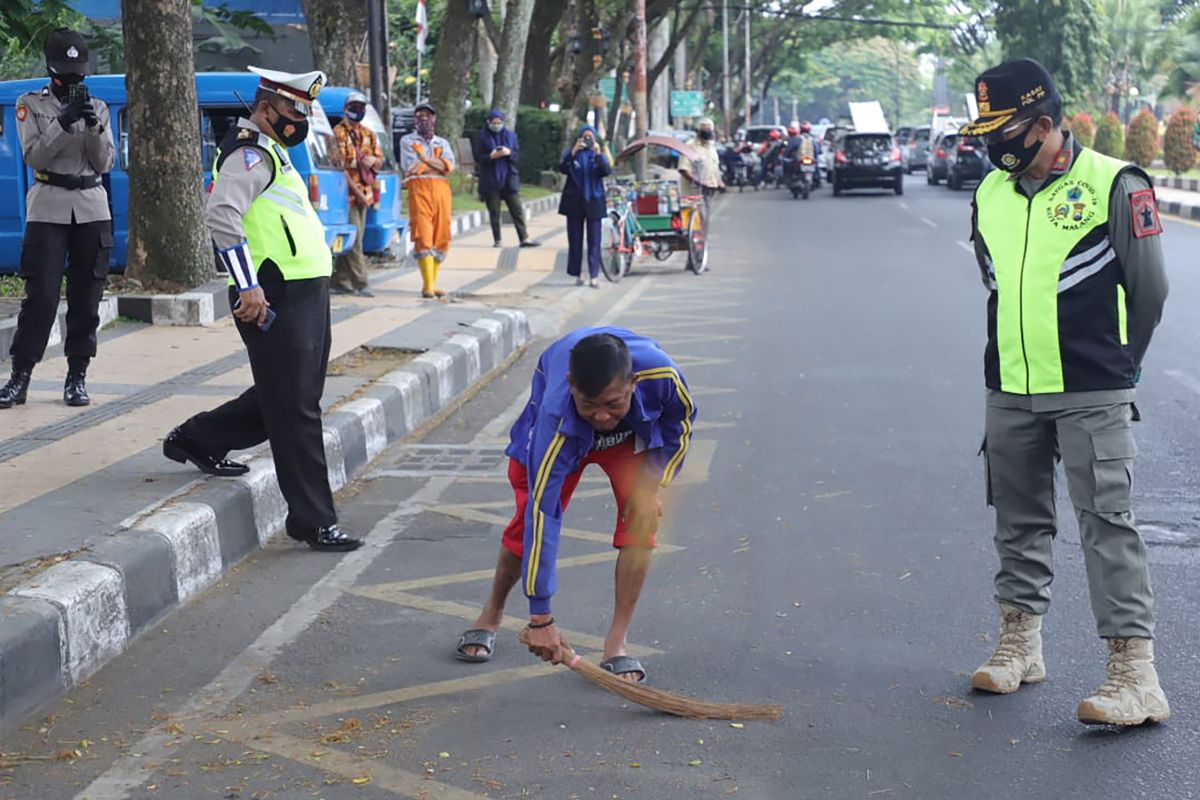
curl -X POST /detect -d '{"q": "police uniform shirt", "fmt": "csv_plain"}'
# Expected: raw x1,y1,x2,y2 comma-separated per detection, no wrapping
972,132,1169,411
15,86,114,224
206,118,277,249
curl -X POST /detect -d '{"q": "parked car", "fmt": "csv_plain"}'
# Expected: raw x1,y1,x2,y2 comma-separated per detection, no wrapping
0,73,358,273
906,125,931,173
830,132,904,196
819,124,851,180
927,131,991,189
322,86,405,255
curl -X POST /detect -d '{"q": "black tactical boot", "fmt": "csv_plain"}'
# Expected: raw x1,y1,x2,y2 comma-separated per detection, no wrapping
64,370,90,407
307,524,363,552
0,364,33,409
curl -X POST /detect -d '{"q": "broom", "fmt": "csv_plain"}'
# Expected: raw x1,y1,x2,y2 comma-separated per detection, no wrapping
519,629,783,721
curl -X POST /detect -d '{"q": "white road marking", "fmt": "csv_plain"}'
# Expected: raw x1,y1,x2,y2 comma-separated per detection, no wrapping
76,392,533,800
897,201,910,211
921,216,938,228
1166,369,1200,396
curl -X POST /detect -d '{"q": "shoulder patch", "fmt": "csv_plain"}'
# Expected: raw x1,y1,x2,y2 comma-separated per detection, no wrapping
1130,188,1163,238
15,103,27,122
243,148,264,171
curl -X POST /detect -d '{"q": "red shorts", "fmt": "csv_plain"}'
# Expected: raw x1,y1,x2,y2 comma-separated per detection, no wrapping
501,439,655,556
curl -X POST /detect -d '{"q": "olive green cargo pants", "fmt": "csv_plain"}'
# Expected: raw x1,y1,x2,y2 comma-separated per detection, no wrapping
984,401,1154,639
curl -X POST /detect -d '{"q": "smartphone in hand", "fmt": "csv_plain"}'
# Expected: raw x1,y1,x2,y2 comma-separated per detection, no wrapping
67,83,89,105
232,298,277,332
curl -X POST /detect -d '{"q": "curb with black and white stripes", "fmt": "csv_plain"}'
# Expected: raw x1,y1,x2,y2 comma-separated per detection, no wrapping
0,308,530,733
398,193,561,258
1150,174,1200,221
0,296,119,366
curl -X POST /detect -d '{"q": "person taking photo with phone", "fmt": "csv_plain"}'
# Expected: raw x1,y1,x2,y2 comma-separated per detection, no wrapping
1,28,115,411
558,125,611,288
162,66,362,553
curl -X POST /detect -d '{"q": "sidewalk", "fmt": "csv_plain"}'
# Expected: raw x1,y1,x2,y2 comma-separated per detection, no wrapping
0,197,592,730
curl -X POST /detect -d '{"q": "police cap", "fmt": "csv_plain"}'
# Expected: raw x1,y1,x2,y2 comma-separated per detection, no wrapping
45,28,90,76
248,65,327,117
961,58,1061,136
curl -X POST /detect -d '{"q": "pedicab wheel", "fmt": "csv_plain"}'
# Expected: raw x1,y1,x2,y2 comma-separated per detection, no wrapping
601,218,628,283
686,208,709,275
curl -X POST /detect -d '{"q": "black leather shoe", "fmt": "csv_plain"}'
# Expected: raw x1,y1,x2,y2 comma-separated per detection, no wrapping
307,524,363,552
162,427,249,476
64,371,90,407
519,240,541,248
0,368,32,409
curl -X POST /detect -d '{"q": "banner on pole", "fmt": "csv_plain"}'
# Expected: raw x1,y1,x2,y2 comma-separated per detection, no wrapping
415,0,428,54
670,91,705,119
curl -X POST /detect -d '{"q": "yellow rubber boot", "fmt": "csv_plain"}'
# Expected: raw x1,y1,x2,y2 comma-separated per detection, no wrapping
418,256,435,298
431,258,445,297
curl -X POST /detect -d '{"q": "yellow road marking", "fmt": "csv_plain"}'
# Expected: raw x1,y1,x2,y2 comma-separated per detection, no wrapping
345,587,661,658
226,731,488,799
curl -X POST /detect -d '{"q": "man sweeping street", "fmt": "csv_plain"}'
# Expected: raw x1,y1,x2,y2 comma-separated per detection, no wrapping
454,328,697,683
963,58,1170,725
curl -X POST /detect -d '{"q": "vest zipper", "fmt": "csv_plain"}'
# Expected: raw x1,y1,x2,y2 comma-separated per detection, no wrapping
280,215,297,257
1018,195,1033,394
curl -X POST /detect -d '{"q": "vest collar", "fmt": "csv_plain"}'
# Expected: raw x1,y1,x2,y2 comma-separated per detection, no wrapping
1012,132,1081,198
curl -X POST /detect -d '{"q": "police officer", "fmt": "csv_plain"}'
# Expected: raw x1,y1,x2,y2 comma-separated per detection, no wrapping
0,28,114,409
161,66,361,553
963,59,1170,725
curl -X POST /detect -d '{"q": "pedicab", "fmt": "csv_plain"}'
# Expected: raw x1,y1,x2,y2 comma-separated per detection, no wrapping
601,135,709,282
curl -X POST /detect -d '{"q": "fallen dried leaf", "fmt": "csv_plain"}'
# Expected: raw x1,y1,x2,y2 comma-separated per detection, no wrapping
352,776,371,785
688,759,703,766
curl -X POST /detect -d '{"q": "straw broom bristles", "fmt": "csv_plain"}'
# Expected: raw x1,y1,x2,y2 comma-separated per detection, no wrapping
520,630,783,721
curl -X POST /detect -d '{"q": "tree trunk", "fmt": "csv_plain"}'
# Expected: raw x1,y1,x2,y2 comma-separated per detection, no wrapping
122,0,210,289
478,23,497,109
301,0,367,86
493,0,536,124
429,0,479,146
520,0,561,107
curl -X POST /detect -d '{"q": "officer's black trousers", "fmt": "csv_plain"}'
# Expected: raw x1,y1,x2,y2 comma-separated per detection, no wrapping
179,269,337,532
11,220,111,368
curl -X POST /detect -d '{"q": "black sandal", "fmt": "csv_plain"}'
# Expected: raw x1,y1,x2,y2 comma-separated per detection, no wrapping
455,629,497,663
599,655,647,683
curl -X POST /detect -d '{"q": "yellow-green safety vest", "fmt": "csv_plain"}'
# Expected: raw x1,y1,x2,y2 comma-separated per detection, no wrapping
213,138,332,284
975,146,1138,395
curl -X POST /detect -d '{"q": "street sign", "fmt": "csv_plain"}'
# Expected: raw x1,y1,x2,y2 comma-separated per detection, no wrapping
598,77,628,105
671,90,705,119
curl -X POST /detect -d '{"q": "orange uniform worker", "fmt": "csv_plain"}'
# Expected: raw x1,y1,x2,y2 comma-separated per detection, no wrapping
398,101,455,298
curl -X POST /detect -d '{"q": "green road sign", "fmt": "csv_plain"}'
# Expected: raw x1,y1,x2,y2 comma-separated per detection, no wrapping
598,77,629,105
671,90,705,119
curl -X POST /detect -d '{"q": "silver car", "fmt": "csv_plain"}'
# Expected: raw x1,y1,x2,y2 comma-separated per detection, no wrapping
906,126,932,173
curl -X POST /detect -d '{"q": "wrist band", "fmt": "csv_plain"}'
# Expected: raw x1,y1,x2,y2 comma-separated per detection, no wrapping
528,616,555,629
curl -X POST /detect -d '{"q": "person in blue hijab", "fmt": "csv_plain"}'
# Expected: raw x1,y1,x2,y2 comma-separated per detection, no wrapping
558,125,611,287
475,110,538,248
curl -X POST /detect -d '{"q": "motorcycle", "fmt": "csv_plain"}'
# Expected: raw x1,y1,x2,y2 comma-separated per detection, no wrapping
788,155,817,200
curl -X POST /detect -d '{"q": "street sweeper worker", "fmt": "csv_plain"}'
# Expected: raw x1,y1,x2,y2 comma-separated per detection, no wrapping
454,327,697,683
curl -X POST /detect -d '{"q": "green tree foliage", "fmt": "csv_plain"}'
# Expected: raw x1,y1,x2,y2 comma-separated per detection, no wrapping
1162,105,1198,173
1164,7,1200,97
993,0,1108,109
1094,110,1126,156
1069,111,1097,146
1124,107,1160,166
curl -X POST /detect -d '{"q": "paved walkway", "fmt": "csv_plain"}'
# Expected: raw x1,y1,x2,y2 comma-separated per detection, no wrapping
0,208,576,589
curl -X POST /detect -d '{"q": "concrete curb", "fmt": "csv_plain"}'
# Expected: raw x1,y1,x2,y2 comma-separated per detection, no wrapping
1152,175,1200,193
115,193,561,327
0,308,531,733
0,296,119,366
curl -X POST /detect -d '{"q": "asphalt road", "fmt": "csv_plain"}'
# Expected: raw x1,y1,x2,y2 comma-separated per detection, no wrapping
5,176,1200,800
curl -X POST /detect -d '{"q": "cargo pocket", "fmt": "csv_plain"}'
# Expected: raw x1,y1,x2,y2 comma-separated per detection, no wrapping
1089,428,1136,513
93,229,114,279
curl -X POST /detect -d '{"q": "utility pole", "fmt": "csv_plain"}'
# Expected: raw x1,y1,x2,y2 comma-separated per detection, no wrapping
721,0,731,138
633,0,649,178
367,0,385,114
743,5,751,130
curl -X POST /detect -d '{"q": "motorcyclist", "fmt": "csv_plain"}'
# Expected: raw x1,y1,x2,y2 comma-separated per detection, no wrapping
720,133,745,184
759,129,785,186
784,122,821,188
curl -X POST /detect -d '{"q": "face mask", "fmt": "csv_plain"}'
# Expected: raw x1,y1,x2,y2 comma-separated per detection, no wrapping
416,116,436,139
488,121,504,132
987,121,1044,175
345,106,366,123
49,71,84,98
268,107,309,148
699,129,714,141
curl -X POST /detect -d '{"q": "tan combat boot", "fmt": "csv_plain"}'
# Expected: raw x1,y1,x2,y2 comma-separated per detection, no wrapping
1077,637,1170,726
971,604,1046,694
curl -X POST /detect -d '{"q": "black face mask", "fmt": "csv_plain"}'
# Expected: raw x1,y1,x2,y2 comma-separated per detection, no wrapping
268,107,309,148
987,122,1045,175
49,71,84,98
699,129,714,141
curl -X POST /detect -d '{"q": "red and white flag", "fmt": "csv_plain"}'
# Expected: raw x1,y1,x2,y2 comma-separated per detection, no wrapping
415,0,428,55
